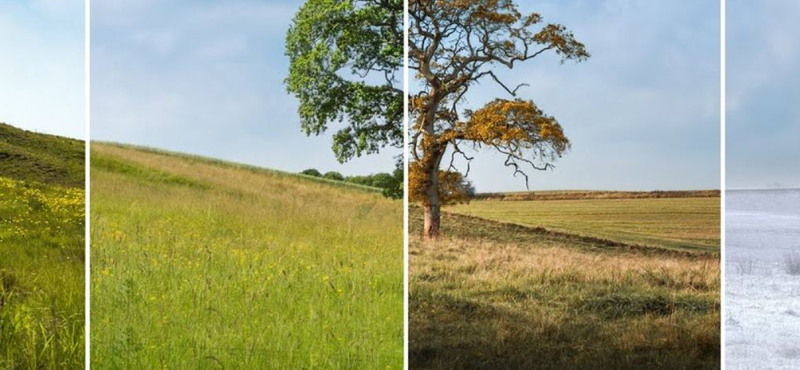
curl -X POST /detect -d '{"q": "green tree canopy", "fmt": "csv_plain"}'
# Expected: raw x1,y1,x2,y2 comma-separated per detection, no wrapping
323,171,346,181
301,168,322,177
286,0,403,163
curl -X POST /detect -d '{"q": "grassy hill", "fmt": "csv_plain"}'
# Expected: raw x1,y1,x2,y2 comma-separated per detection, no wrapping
90,143,403,369
0,123,84,369
0,123,84,187
409,207,720,370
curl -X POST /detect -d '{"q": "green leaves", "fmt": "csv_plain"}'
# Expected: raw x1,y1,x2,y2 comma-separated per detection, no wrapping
285,0,402,163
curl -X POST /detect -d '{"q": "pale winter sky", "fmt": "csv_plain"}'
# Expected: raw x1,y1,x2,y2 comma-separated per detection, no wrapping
727,0,800,190
0,0,84,139
91,0,398,176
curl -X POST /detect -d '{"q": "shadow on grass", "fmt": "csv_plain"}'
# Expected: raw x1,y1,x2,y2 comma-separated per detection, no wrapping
409,207,719,370
410,290,718,370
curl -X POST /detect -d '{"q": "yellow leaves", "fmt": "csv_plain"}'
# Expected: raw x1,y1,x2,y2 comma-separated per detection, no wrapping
408,162,428,204
462,99,570,153
437,0,520,25
409,163,472,206
533,24,590,62
409,99,569,207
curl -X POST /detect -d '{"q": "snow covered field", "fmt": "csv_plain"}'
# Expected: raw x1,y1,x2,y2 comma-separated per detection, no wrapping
726,189,800,369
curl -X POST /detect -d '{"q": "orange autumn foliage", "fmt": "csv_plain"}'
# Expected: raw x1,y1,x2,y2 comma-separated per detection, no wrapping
449,99,569,151
409,163,472,206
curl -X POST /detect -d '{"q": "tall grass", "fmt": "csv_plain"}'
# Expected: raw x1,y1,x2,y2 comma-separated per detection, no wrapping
784,253,800,275
410,208,720,370
90,143,403,369
0,177,85,369
733,258,755,275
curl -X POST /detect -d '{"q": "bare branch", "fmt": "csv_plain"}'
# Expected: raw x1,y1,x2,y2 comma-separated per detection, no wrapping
487,71,528,97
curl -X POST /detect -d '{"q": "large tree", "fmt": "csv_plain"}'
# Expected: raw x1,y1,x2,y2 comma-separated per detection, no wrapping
285,0,403,163
409,0,589,239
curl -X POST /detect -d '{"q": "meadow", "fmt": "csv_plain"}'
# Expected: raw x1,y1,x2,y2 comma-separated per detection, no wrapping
0,124,85,369
90,143,403,369
448,196,720,253
410,198,720,369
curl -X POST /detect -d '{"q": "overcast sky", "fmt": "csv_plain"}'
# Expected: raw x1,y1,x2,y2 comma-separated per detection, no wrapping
447,0,721,192
0,0,84,139
91,0,397,176
727,0,800,190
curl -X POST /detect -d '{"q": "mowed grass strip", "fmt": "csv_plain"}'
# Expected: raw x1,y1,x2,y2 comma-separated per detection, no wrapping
448,197,720,253
90,143,403,369
409,208,720,370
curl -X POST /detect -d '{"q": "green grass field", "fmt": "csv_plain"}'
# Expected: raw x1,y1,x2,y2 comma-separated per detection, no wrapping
448,197,720,253
90,143,403,369
0,124,84,369
410,201,720,369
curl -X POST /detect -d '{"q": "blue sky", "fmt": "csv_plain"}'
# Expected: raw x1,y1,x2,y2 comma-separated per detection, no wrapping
92,0,720,187
727,0,800,190
91,0,397,176
448,0,721,192
0,0,84,139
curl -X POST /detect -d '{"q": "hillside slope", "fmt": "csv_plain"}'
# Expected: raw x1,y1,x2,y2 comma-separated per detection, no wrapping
90,143,403,369
0,123,84,369
0,123,84,188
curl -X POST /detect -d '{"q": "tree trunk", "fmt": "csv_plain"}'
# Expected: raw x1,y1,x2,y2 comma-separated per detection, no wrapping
423,203,441,239
422,147,444,240
420,83,444,240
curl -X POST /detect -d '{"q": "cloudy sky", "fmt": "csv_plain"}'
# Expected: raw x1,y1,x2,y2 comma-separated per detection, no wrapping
91,0,397,177
0,0,84,139
727,0,800,190
91,0,720,187
449,0,721,192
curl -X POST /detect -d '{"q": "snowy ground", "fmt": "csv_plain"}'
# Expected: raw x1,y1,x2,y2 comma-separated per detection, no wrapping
726,189,800,370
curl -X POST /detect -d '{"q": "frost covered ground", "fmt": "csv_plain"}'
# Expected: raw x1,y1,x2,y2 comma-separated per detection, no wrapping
726,189,800,369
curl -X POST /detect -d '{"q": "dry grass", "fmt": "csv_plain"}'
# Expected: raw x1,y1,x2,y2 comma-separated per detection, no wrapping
410,208,720,370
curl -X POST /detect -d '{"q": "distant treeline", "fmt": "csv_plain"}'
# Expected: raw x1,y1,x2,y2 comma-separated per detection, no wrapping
474,190,721,202
300,168,403,199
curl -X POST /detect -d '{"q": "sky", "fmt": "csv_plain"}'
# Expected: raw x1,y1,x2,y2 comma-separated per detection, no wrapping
0,0,84,139
443,0,721,192
727,0,800,190
91,0,397,177
91,0,722,188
